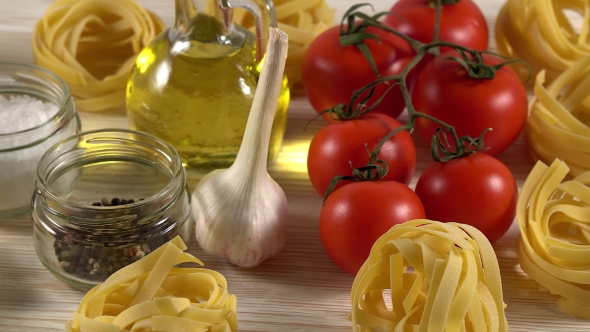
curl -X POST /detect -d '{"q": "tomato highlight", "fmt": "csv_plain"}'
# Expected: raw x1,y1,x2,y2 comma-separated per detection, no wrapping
307,113,416,198
301,25,415,122
413,51,528,157
415,153,518,244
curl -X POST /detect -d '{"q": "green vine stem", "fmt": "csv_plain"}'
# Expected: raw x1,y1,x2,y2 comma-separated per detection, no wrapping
321,0,524,201
429,0,461,6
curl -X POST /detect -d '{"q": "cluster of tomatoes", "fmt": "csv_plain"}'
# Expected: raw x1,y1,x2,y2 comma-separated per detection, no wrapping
301,0,529,275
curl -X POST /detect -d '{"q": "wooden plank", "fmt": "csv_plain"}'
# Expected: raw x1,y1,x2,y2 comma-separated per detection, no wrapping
0,0,589,331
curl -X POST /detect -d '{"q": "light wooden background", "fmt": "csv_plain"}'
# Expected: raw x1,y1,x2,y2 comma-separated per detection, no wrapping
1,0,590,331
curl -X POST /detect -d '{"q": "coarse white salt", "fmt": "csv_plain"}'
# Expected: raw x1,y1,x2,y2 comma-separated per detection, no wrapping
0,93,77,213
0,94,59,134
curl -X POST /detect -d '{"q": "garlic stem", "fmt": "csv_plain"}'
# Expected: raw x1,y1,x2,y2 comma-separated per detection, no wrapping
191,28,289,268
231,27,288,187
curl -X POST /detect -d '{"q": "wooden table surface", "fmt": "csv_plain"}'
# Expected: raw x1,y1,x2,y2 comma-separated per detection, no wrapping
1,0,590,331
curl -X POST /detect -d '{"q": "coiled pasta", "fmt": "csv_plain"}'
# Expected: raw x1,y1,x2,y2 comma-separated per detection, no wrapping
517,159,590,320
495,0,590,83
65,236,238,332
33,0,165,112
526,54,590,177
351,219,507,332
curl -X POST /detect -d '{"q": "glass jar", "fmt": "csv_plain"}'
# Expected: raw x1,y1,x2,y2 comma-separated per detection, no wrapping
0,62,80,215
32,129,193,291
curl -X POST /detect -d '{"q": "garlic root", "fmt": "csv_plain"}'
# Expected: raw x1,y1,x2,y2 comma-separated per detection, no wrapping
191,28,289,268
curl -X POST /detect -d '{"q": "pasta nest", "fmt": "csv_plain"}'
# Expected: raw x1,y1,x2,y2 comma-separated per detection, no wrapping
517,159,590,320
351,219,508,332
495,0,590,83
33,0,165,112
66,236,238,332
526,55,590,177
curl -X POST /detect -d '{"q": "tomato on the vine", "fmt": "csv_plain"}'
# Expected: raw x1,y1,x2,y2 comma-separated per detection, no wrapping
301,25,416,121
412,51,528,156
307,113,416,197
415,153,517,244
384,0,489,51
320,181,426,274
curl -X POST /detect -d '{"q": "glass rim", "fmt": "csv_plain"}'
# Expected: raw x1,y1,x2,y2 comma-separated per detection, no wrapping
0,61,74,139
35,128,187,226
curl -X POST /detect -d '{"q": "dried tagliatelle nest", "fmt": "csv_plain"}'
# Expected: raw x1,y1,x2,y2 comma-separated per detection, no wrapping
65,236,238,332
526,55,590,176
517,159,590,320
495,0,590,83
351,219,507,332
33,0,165,112
234,0,336,93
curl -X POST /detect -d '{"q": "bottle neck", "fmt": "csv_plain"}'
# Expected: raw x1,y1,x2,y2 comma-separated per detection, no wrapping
174,0,234,41
172,0,245,58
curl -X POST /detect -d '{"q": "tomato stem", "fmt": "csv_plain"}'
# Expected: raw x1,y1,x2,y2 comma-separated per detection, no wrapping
322,152,389,202
339,4,385,80
327,4,511,152
351,40,496,164
320,2,526,199
431,0,442,55
332,3,425,120
428,0,461,7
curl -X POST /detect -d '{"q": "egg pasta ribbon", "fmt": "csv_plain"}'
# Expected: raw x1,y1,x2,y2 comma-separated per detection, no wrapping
351,219,507,332
65,236,238,332
526,55,590,176
33,0,165,112
517,159,590,320
495,0,590,83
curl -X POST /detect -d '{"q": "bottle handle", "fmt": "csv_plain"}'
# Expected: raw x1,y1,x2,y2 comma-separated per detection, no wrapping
219,0,277,63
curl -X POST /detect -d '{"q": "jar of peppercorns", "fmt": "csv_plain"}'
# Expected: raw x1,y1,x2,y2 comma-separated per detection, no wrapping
32,129,193,291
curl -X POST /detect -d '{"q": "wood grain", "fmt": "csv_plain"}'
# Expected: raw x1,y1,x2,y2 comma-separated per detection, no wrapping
1,0,590,331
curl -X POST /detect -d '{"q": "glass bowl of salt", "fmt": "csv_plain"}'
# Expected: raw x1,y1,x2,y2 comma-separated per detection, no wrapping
0,62,80,215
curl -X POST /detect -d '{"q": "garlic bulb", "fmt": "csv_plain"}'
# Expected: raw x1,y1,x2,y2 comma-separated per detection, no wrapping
191,28,289,268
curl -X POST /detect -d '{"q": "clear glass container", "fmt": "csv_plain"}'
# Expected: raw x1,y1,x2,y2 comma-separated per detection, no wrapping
32,129,193,291
0,62,80,215
126,0,290,171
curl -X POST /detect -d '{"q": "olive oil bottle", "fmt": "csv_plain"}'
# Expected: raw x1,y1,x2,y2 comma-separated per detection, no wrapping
126,0,289,170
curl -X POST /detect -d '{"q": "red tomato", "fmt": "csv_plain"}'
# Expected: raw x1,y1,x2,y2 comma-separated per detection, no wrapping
384,0,489,51
320,181,426,274
301,25,416,121
307,113,416,197
415,153,517,244
412,51,528,156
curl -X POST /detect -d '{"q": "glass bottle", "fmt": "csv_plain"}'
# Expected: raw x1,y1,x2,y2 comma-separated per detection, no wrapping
32,129,193,291
126,0,290,171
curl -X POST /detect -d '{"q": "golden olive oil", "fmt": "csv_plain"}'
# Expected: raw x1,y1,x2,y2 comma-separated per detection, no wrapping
126,16,289,170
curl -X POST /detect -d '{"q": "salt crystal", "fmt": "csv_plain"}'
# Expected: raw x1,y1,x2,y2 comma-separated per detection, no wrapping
0,93,77,213
0,94,59,134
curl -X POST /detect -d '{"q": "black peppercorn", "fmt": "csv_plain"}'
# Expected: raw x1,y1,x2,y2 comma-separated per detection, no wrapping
52,196,181,284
